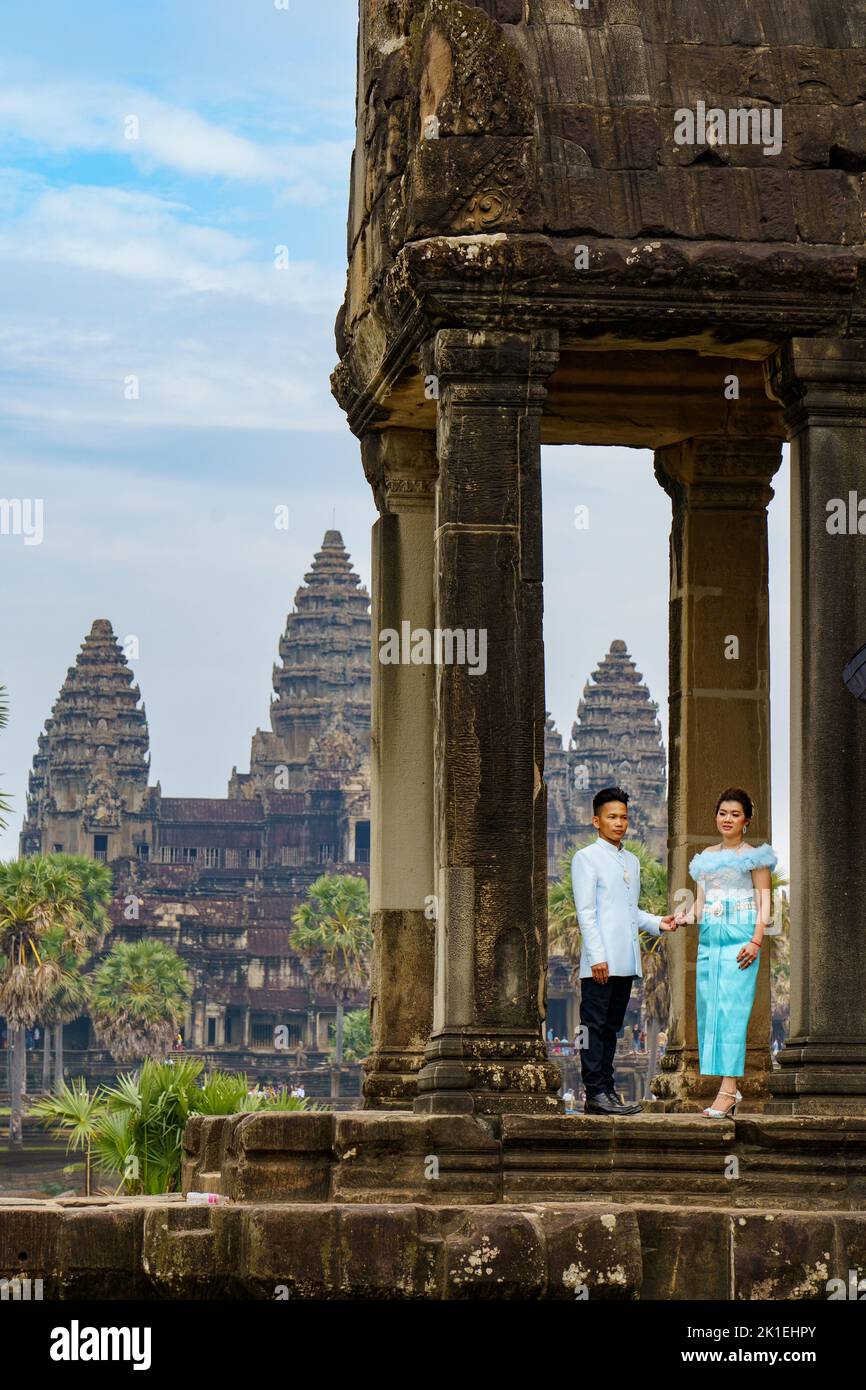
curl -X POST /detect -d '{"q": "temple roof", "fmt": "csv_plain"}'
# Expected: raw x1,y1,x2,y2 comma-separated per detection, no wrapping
571,640,665,764
25,618,150,811
234,529,372,798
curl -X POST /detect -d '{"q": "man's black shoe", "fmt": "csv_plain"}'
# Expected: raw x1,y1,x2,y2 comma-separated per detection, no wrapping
608,1090,643,1115
584,1092,631,1115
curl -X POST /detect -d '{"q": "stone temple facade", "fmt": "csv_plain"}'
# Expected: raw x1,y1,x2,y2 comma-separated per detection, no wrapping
19,530,372,1083
16,516,663,1083
545,639,667,872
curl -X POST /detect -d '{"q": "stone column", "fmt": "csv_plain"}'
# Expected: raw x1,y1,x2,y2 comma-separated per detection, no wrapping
413,328,563,1116
764,339,866,1114
360,429,437,1107
653,438,782,1109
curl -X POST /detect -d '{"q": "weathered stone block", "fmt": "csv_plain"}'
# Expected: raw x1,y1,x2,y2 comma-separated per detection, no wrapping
636,1206,731,1300
436,1206,546,1299
536,1204,643,1300
0,1204,59,1296
56,1204,146,1300
733,1212,837,1300
331,1112,500,1203
142,1204,221,1300
223,1112,336,1203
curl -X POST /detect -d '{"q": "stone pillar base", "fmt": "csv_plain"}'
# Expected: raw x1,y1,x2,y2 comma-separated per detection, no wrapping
652,1044,774,1111
363,907,434,1109
414,1029,562,1116
766,1041,866,1115
362,1052,423,1110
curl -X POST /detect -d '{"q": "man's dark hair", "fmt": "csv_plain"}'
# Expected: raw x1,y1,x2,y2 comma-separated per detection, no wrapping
592,786,629,815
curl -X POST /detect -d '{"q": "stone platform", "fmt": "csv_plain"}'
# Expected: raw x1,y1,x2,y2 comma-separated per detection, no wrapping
182,1110,866,1211
1,1192,863,1300
3,1112,864,1300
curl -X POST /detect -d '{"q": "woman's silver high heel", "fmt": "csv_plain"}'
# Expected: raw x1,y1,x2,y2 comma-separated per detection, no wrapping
702,1088,742,1118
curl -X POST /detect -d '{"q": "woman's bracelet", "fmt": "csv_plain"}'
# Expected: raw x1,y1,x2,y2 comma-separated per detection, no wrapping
750,939,763,948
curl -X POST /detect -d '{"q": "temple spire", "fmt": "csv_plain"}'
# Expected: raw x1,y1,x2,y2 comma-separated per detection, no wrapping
20,618,151,857
545,640,667,869
230,530,371,797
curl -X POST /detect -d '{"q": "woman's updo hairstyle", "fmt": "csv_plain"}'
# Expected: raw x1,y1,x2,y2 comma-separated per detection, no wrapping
714,787,754,823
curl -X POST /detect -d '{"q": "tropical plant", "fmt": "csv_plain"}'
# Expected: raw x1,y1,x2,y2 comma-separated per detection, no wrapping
342,1007,371,1062
29,1076,107,1195
290,873,371,1098
31,1059,317,1196
0,853,112,1149
89,939,191,1064
38,926,92,1091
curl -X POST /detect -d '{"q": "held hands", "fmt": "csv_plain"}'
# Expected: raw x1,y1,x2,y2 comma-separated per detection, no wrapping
659,914,679,933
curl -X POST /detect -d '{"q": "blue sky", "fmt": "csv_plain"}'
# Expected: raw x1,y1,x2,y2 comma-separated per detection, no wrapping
0,1,790,873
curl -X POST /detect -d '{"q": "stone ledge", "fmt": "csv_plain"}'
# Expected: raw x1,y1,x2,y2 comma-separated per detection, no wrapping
182,1110,866,1210
1,1197,863,1300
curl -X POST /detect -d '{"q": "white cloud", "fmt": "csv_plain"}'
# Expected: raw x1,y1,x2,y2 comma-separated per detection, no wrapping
0,180,341,307
0,178,346,434
0,83,351,199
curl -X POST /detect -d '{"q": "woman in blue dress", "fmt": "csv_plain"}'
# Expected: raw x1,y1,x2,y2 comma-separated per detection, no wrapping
687,788,776,1118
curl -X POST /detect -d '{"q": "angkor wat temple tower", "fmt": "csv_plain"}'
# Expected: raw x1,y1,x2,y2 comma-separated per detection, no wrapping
545,640,667,870
229,530,371,800
20,619,153,861
18,532,372,1086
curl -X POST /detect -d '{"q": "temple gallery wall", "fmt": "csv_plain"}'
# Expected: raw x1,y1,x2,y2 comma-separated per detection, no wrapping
332,0,866,1122
15,528,659,1091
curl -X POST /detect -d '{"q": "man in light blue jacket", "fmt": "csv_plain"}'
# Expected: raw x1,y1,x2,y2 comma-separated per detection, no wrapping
571,786,677,1115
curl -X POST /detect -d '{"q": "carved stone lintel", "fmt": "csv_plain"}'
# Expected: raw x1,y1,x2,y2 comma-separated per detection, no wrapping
765,338,866,437
434,327,560,400
655,437,782,511
361,427,438,514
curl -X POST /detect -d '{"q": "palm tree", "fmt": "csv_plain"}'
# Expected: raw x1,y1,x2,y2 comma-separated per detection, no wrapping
89,939,191,1064
43,855,112,1087
291,874,371,1099
0,854,111,1150
39,927,92,1091
342,1007,372,1062
29,1076,107,1195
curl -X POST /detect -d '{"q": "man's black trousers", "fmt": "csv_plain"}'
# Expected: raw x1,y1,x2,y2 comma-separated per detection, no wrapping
579,974,634,1097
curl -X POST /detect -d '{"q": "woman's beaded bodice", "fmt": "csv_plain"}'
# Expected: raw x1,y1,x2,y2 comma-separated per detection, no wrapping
689,844,778,911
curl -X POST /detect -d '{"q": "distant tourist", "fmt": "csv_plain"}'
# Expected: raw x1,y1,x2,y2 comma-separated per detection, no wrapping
562,1087,576,1112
